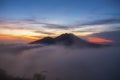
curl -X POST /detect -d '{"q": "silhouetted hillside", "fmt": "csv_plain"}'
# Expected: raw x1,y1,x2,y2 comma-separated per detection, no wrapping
30,33,108,47
30,37,55,45
0,68,46,80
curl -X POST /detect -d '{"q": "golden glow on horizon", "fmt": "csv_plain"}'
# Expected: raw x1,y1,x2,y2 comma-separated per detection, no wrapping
0,28,38,36
0,19,118,43
87,37,113,43
0,34,16,40
0,22,103,42
0,19,100,41
0,28,40,42
0,26,113,43
0,26,93,41
0,27,47,40
74,32,94,36
0,34,39,41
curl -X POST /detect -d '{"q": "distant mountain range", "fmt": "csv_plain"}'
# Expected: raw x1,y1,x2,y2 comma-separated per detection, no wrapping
30,33,109,48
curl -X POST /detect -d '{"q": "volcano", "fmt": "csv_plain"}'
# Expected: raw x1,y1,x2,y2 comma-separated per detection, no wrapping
30,33,108,47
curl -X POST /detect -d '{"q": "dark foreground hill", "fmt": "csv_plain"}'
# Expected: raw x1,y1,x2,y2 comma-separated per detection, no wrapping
30,33,108,48
0,68,45,80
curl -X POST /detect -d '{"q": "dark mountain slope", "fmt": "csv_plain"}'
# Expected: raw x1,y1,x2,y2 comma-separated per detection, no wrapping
30,33,108,47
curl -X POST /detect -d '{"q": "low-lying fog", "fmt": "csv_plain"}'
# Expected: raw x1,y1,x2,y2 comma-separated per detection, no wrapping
0,44,120,80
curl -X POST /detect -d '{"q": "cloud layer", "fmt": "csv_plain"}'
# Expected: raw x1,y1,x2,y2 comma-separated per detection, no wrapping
0,44,120,80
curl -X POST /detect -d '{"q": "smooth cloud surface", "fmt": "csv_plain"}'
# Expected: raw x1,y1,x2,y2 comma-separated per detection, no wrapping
0,44,120,80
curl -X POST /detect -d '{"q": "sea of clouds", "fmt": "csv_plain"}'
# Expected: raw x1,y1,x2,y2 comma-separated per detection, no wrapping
0,44,120,80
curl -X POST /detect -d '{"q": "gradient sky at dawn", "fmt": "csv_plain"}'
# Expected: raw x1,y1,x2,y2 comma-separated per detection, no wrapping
0,0,120,43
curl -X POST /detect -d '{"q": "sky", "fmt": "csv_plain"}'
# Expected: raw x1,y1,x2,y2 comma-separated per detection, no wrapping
0,0,120,43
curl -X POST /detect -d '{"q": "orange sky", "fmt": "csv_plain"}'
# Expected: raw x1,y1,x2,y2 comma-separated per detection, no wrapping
0,34,41,43
0,33,113,44
87,37,113,43
0,26,94,43
0,24,113,43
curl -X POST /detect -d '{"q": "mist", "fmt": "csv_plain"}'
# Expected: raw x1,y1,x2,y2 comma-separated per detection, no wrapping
0,44,120,80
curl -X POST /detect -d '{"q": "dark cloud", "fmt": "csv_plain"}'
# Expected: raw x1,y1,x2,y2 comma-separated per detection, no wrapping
1,18,120,31
0,20,20,24
10,19,70,30
0,19,39,24
0,19,70,30
40,23,70,30
34,30,55,35
90,30,120,45
0,26,33,30
76,18,120,27
40,18,120,30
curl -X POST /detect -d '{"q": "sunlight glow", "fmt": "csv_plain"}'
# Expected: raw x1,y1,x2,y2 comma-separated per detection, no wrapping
0,28,42,41
87,37,113,43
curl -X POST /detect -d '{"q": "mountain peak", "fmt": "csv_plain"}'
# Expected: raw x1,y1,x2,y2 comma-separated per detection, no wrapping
30,33,106,47
59,33,74,36
30,37,55,44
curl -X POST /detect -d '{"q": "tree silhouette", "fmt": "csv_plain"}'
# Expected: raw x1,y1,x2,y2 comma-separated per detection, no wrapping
33,73,46,80
0,68,46,80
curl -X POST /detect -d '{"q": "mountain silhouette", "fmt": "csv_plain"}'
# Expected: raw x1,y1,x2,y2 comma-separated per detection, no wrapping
30,33,108,47
30,37,55,44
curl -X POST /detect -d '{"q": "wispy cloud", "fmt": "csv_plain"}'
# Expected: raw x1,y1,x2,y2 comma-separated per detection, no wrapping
0,19,69,30
76,18,120,27
0,18,120,39
0,26,33,30
34,30,55,35
43,23,69,30
0,19,43,25
1,18,120,29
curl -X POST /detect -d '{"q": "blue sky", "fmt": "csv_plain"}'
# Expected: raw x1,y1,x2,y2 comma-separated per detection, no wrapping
1,0,119,24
